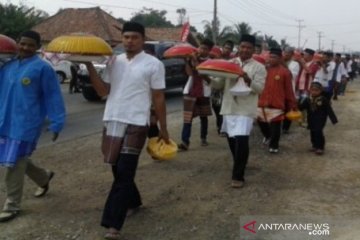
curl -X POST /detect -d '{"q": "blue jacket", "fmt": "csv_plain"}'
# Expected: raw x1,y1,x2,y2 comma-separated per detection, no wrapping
0,55,66,142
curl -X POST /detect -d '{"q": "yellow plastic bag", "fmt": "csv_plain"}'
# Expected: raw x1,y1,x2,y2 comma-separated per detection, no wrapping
147,137,178,161
285,110,302,121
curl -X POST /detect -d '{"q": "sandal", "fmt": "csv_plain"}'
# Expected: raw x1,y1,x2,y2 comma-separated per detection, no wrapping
177,142,189,151
0,210,19,223
231,180,245,188
104,229,121,240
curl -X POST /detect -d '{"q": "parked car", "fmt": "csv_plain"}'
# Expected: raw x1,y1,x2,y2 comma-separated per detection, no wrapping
78,41,188,101
53,60,73,84
77,63,106,101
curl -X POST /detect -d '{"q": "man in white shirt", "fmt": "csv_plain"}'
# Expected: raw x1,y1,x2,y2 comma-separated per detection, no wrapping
85,22,169,239
282,47,300,134
346,54,354,81
212,34,266,188
332,53,348,100
313,51,335,100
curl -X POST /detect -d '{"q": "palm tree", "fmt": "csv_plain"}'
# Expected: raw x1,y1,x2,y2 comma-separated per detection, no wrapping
202,20,233,45
280,38,290,49
233,22,252,38
264,34,280,49
176,8,186,25
220,22,254,45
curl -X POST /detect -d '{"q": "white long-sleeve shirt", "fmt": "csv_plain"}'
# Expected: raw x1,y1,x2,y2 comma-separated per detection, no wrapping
287,60,300,91
313,61,336,87
335,62,348,83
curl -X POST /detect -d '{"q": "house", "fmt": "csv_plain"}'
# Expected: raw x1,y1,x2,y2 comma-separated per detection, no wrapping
146,27,199,46
32,7,199,47
32,7,122,47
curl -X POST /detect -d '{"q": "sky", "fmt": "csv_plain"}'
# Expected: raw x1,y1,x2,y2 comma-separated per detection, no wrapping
3,0,360,52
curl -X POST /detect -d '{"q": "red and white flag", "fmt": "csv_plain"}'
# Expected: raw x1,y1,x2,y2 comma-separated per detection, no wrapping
180,21,190,42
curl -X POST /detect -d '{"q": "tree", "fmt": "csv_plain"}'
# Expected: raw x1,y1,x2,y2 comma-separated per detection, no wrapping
130,8,174,28
264,35,280,49
202,19,233,45
233,22,252,38
280,38,290,49
176,8,186,25
0,3,48,40
117,17,126,24
190,26,197,32
255,34,280,50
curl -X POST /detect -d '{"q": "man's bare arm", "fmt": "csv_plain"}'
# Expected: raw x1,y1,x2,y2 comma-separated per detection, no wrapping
84,62,110,97
152,89,169,143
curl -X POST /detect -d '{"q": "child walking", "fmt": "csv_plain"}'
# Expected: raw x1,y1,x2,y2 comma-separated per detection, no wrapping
300,82,338,155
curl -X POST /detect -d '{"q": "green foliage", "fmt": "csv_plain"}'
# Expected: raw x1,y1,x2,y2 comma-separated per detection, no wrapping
280,38,290,49
258,35,280,49
202,19,233,45
201,19,281,48
130,8,174,28
176,8,186,25
117,17,126,24
0,3,48,40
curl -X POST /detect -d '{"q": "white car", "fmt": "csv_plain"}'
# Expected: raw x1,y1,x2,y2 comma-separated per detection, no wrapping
53,60,73,83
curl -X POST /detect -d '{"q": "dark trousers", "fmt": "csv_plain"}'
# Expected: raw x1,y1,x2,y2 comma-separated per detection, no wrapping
310,130,325,150
181,117,208,145
323,91,333,102
339,79,348,95
101,153,142,230
227,136,249,181
282,119,292,132
258,121,282,149
333,81,339,99
212,104,223,134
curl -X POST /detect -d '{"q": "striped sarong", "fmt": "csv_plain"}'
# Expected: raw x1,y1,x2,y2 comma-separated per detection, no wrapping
183,96,212,124
102,122,148,165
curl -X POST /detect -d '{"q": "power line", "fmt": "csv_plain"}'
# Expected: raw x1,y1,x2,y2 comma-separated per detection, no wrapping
251,0,297,20
64,0,213,14
244,0,296,21
63,0,141,11
296,19,305,49
317,31,324,51
225,0,292,26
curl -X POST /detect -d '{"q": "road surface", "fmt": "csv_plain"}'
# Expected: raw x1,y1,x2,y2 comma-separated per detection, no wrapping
38,85,184,146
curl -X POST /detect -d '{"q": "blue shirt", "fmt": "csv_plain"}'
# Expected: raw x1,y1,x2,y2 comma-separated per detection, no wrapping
0,55,66,142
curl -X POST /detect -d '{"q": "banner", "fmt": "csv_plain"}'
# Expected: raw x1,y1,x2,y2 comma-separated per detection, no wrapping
180,21,190,42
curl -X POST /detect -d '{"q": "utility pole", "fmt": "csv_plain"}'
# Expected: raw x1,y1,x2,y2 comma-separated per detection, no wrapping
331,40,335,52
317,31,324,51
212,0,218,44
296,19,305,49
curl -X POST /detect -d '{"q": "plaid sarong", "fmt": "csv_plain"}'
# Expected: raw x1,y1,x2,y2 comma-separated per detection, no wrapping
102,122,148,165
183,96,212,124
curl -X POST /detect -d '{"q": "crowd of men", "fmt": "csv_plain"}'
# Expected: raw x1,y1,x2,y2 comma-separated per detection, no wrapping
0,22,357,239
175,35,357,189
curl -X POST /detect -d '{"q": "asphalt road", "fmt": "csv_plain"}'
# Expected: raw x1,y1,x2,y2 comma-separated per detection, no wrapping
38,84,184,147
